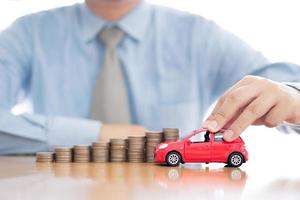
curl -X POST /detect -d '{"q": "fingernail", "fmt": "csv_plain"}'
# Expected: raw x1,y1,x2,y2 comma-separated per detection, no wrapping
224,130,234,141
202,120,218,131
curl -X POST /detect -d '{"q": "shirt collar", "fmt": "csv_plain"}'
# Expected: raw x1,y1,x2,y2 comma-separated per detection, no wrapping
80,1,151,43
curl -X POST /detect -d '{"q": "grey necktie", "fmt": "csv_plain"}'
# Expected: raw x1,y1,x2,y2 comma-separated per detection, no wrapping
90,28,131,123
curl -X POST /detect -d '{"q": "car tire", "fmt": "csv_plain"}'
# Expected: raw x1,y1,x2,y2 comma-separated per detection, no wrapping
166,152,181,166
228,152,244,167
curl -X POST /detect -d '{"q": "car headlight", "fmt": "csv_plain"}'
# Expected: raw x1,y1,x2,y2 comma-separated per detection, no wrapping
158,143,168,149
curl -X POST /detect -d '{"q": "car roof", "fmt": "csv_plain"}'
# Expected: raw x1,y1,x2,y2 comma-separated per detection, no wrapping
190,129,244,143
193,129,226,134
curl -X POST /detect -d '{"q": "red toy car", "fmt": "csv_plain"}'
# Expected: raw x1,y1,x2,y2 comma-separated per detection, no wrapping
154,129,248,167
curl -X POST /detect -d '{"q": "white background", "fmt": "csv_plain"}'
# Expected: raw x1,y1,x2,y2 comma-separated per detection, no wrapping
0,0,300,64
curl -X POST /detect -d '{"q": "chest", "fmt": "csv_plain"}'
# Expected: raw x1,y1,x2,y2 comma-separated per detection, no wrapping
29,34,202,129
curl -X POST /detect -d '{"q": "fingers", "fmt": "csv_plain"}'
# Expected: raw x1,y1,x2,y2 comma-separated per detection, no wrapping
224,95,276,141
203,75,300,142
203,84,259,132
208,76,256,118
264,102,290,128
252,118,265,126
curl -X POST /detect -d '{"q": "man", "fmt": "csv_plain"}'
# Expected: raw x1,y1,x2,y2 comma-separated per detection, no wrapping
0,0,300,154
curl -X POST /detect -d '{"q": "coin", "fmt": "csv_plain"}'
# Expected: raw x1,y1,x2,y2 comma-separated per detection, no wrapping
73,145,90,163
92,141,110,163
36,129,177,164
110,139,127,161
54,147,73,163
127,136,145,163
55,147,73,152
36,152,54,162
163,128,180,142
145,131,163,162
110,139,127,162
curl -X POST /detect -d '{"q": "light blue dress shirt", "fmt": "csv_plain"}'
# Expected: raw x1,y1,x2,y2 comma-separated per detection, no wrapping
1,1,300,154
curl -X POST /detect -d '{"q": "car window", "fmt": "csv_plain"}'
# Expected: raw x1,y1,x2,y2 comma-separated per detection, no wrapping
190,132,210,143
214,132,224,142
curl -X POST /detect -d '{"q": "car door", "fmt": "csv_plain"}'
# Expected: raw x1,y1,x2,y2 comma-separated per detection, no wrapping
211,132,229,162
184,132,211,162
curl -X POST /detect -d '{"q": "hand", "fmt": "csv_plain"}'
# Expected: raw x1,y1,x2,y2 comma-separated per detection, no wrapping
202,75,300,141
99,124,146,142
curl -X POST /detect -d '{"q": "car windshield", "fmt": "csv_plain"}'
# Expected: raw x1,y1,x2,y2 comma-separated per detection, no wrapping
189,131,210,143
184,130,197,140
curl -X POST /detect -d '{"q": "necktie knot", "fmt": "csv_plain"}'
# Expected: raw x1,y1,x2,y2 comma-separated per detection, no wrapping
100,28,124,49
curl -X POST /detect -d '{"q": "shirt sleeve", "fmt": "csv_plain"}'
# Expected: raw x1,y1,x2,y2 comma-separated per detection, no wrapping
285,82,300,93
0,109,100,154
0,16,100,155
192,17,300,135
278,82,300,134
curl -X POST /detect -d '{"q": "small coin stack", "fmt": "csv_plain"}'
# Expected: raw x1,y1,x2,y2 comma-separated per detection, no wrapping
110,139,127,162
92,142,110,162
73,145,91,163
36,127,181,164
127,136,146,163
163,128,180,142
55,147,73,163
36,152,54,163
145,131,163,162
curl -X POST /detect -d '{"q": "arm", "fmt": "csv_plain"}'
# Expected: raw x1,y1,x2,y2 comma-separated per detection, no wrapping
192,19,300,140
0,110,101,154
0,16,100,154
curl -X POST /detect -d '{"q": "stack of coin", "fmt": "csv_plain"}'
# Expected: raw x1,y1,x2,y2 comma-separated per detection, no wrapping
110,139,127,162
73,145,91,163
127,136,145,163
36,152,54,163
55,147,73,163
163,128,180,142
145,131,163,162
92,142,110,162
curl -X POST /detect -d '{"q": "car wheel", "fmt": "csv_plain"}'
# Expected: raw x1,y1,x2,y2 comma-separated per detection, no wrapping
228,153,244,167
166,152,181,166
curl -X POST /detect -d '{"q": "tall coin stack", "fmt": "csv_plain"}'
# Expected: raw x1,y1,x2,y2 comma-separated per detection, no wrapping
92,142,110,162
36,152,54,163
163,128,180,142
145,131,163,162
110,139,127,162
73,145,91,163
55,147,73,163
127,136,145,163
